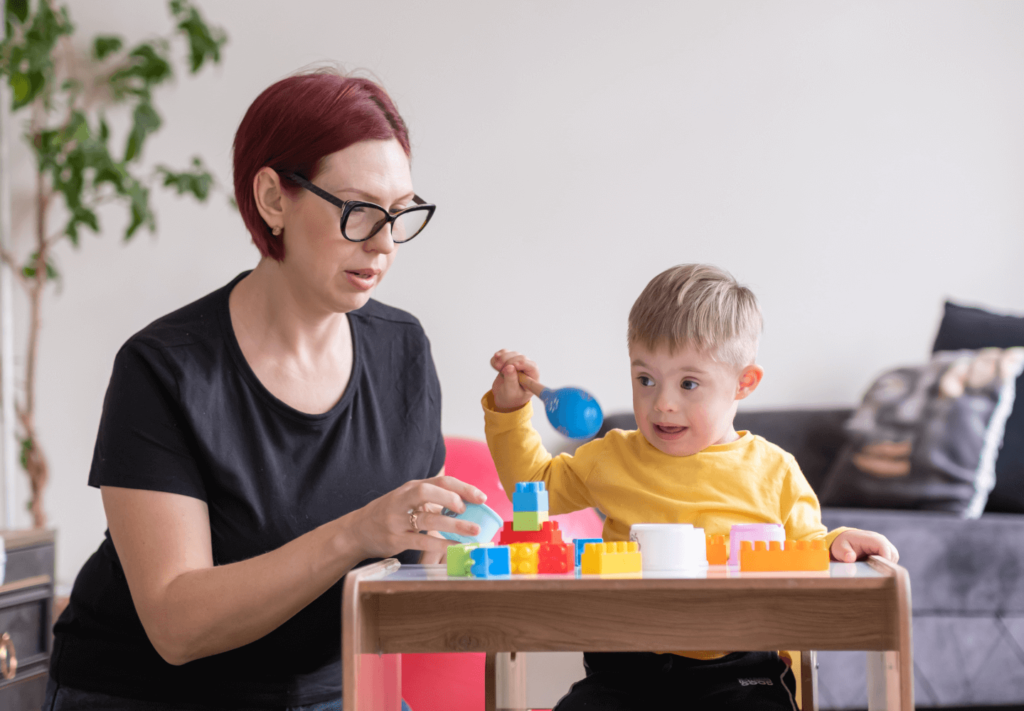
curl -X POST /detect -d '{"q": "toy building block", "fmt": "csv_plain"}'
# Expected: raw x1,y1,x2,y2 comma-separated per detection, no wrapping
740,539,829,572
512,482,549,512
509,542,541,574
580,541,642,575
573,538,603,568
513,510,549,532
538,542,575,574
706,535,728,566
470,545,512,577
447,543,480,577
499,520,563,545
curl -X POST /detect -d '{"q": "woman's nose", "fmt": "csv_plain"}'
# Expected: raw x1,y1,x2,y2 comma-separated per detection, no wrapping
364,222,397,254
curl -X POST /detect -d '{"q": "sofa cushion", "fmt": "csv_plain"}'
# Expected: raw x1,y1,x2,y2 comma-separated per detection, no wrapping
819,349,1024,518
822,507,1024,614
933,301,1024,514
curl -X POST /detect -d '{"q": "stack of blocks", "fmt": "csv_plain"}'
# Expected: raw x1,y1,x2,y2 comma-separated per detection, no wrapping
512,482,548,531
449,482,576,577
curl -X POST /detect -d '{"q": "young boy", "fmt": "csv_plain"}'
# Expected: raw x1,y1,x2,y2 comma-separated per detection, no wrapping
483,264,898,711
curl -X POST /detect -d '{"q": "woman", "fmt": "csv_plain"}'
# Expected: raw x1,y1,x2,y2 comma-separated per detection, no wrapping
45,69,483,710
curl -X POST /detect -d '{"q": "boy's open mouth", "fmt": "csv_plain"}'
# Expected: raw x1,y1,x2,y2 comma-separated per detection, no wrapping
653,423,687,439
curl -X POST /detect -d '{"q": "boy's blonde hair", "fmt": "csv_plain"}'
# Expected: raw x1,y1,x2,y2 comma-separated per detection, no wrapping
627,264,762,368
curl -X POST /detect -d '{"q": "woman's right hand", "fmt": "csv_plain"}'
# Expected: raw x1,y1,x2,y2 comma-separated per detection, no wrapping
490,349,539,413
343,471,487,560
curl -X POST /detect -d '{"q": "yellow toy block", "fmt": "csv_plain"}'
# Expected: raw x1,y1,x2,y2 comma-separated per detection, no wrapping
706,534,728,566
509,542,540,574
740,539,829,572
580,541,642,575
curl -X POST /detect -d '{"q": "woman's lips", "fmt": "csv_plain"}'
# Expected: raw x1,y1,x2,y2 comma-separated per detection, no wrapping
345,269,378,291
653,423,687,440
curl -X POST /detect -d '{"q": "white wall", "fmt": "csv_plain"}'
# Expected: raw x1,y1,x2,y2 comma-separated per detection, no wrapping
4,0,1022,604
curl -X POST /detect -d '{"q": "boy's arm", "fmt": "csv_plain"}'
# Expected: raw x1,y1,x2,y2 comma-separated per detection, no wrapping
778,457,849,551
482,392,596,515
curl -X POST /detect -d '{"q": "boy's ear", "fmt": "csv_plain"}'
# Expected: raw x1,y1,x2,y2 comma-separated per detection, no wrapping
735,364,764,401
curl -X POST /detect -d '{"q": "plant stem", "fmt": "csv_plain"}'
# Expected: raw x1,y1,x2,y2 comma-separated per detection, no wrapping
20,159,50,529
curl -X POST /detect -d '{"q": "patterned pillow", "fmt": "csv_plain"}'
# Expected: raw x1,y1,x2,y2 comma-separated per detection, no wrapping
820,348,1024,518
932,301,1024,513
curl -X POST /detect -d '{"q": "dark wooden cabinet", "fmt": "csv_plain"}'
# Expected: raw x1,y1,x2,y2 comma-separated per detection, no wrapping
0,530,54,711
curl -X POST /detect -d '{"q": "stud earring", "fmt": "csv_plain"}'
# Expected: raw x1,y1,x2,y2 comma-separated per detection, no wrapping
272,226,282,236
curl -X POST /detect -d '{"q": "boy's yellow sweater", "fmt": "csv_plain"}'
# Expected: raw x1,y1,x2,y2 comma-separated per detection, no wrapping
483,393,846,549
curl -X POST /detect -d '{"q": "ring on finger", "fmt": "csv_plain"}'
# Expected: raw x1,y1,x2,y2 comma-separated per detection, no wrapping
408,510,420,532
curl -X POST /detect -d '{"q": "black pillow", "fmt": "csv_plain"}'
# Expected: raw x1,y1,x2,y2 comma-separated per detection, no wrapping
932,302,1024,513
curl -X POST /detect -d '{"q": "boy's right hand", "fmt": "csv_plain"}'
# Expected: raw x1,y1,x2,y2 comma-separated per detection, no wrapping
490,349,539,413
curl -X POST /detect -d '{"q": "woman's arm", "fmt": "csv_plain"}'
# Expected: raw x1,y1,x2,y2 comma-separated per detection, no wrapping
104,472,484,666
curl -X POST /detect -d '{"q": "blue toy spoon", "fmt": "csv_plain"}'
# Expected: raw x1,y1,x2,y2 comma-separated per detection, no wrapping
518,372,603,439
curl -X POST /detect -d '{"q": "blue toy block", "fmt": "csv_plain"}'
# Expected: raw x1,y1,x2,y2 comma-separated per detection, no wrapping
470,545,511,577
513,482,549,512
573,538,603,568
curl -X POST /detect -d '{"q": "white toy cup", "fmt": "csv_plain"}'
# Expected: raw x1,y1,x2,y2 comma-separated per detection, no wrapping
629,523,707,572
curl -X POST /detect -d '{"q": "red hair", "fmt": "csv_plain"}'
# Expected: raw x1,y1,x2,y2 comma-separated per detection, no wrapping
232,70,411,261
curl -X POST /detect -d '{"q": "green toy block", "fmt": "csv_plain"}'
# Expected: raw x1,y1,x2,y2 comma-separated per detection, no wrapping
446,543,479,577
513,511,549,532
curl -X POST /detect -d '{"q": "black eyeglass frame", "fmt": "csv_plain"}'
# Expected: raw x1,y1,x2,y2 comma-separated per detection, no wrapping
280,170,435,244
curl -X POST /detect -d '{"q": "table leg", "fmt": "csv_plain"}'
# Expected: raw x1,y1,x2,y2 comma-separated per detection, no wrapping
866,556,914,711
342,559,403,711
800,650,818,711
485,652,496,711
497,652,527,709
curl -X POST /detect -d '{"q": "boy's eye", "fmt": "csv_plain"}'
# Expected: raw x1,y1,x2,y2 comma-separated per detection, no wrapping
681,379,698,391
637,375,655,387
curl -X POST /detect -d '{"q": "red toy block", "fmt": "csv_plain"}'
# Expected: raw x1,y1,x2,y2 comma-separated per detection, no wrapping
538,541,575,574
498,520,563,545
706,534,728,566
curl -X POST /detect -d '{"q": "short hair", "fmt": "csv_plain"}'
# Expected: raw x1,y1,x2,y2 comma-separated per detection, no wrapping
627,264,762,368
232,68,410,261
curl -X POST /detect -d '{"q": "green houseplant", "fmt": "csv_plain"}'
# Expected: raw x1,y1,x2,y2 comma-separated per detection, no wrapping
0,0,227,527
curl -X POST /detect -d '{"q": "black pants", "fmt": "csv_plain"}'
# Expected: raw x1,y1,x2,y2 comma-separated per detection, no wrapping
553,651,799,711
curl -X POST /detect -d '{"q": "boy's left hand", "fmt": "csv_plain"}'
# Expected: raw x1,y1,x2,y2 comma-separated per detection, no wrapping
830,529,899,563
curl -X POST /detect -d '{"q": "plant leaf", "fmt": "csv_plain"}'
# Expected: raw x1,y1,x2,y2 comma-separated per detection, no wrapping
124,100,161,162
93,35,123,61
156,156,213,201
175,5,226,73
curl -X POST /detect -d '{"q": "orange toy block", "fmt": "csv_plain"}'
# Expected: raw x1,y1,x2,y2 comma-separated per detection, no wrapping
498,520,563,546
740,539,829,572
538,541,575,574
509,542,540,574
580,541,642,575
706,534,728,565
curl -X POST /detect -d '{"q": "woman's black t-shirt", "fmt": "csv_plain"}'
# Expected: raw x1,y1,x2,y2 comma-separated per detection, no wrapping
50,272,445,707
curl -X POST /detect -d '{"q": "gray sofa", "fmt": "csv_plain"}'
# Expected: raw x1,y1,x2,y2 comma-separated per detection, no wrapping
597,409,1024,709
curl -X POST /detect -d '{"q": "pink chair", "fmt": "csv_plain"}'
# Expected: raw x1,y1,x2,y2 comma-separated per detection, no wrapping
400,437,604,711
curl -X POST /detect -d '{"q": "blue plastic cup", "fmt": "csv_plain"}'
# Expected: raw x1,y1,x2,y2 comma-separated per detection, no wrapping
438,502,503,544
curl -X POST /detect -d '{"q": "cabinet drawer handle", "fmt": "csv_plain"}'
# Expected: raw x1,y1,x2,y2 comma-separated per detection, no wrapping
0,632,16,679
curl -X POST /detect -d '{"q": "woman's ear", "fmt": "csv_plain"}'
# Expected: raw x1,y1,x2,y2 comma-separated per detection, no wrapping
735,364,764,401
253,167,285,232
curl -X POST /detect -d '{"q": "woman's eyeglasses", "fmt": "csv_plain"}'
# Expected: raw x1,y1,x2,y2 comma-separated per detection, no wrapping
281,171,435,244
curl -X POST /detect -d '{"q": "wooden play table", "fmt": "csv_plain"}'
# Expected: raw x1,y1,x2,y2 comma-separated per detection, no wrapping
343,557,913,710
